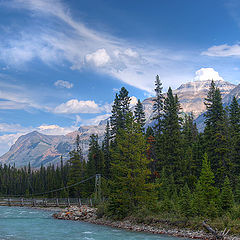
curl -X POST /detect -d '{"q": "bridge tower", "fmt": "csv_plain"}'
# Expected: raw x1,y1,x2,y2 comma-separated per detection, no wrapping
94,174,101,203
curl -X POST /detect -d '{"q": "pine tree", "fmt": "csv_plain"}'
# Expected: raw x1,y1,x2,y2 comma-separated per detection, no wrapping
108,112,156,219
134,99,146,132
86,134,104,196
102,121,111,179
179,183,192,218
182,113,198,188
220,176,234,211
161,87,183,183
229,97,240,184
192,153,219,217
68,135,85,197
152,75,164,133
110,87,130,138
204,81,230,185
87,134,104,175
182,113,198,146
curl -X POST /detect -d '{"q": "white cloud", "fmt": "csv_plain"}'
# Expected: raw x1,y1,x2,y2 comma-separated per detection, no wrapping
202,44,240,57
54,99,101,114
130,96,138,107
86,49,110,67
124,48,139,58
54,80,73,89
194,68,224,81
37,124,76,135
0,123,30,133
53,98,112,114
0,133,23,155
81,114,111,126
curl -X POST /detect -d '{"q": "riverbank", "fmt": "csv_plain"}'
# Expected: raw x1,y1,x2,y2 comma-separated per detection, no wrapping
52,206,240,240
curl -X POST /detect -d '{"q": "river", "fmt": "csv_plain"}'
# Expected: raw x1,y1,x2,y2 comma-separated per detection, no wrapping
0,206,189,240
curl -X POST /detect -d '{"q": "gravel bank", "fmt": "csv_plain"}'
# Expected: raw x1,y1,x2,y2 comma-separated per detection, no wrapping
52,206,240,240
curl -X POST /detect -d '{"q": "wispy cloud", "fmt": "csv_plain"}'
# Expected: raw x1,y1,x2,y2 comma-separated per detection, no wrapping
54,80,73,89
202,44,240,57
0,0,194,92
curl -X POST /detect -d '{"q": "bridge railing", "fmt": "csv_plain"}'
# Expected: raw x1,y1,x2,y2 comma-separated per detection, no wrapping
0,197,96,207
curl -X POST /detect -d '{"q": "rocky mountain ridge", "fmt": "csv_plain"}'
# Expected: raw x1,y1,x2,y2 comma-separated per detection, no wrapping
0,79,238,167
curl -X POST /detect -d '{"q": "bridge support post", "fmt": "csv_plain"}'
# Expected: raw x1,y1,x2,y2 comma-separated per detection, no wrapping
32,199,36,207
78,198,81,207
56,198,59,207
94,174,101,204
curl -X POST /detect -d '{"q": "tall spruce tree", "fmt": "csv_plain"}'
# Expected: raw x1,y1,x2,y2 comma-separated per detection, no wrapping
102,121,111,179
229,97,240,184
204,80,230,185
110,87,131,138
152,75,164,133
86,134,104,196
108,112,156,219
161,87,183,183
220,176,234,211
87,134,104,176
134,99,146,132
68,135,85,197
192,153,219,217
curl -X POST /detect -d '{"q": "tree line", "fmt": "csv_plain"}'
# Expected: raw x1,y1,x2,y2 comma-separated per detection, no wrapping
0,77,240,221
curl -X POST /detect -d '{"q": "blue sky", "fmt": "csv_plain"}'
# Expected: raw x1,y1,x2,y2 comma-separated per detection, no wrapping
0,0,240,155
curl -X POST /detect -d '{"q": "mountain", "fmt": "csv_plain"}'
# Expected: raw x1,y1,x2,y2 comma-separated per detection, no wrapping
222,84,240,106
172,80,236,117
0,125,106,168
0,79,237,167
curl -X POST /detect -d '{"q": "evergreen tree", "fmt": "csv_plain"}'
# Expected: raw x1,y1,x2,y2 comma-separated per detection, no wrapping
220,176,234,211
146,127,157,180
192,153,219,217
229,97,240,184
87,134,104,175
108,112,156,219
134,99,146,132
152,75,164,133
204,81,230,185
161,87,183,183
102,121,111,179
86,134,104,196
68,135,85,197
110,87,130,138
179,183,192,218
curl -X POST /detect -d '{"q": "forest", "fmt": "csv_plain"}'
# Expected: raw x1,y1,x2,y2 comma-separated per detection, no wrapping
1,76,240,229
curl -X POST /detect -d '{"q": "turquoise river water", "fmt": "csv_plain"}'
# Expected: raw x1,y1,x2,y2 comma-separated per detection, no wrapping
0,206,189,240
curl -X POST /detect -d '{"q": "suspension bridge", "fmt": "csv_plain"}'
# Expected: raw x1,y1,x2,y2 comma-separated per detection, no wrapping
0,174,103,207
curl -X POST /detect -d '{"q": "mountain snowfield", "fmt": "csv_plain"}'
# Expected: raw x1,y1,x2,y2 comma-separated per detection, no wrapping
0,79,239,167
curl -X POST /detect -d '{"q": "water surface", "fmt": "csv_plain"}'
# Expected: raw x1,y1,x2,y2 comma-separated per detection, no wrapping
0,206,189,240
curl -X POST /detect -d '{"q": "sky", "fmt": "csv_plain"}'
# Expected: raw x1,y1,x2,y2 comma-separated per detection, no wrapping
0,0,240,155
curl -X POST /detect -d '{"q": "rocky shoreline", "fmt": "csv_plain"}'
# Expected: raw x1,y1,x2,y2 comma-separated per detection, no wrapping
52,206,240,240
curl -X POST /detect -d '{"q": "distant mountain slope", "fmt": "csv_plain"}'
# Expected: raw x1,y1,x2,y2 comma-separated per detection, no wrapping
0,125,105,167
222,84,240,106
0,79,237,167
